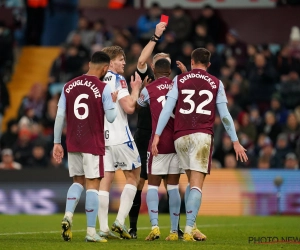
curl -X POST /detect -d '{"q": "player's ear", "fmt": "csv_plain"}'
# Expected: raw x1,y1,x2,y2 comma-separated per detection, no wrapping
168,69,171,75
207,62,211,68
101,65,109,77
151,63,154,72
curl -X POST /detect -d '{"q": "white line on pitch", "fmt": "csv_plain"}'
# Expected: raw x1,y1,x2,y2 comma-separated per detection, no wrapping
0,224,240,236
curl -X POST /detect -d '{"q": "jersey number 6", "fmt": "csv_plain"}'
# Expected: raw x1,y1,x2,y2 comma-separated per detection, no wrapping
74,94,89,120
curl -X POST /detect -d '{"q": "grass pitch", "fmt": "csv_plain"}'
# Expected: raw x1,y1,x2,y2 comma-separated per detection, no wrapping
0,214,299,250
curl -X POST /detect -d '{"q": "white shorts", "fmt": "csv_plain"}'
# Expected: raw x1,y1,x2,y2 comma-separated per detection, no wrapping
147,152,183,175
104,142,141,171
174,132,213,174
68,152,104,178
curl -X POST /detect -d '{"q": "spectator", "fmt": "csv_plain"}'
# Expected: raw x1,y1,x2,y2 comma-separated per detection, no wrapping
275,45,300,79
168,5,192,42
248,53,278,112
91,19,111,50
42,93,59,135
25,0,48,45
269,93,289,125
66,16,94,48
289,26,300,60
175,42,193,74
213,134,235,167
258,111,282,145
27,140,49,168
124,42,143,79
0,76,10,135
226,93,241,120
192,23,213,49
246,44,259,71
195,4,227,43
257,155,271,169
206,42,222,77
18,83,46,122
156,31,179,65
283,112,300,148
258,136,277,168
0,20,14,79
249,106,263,127
213,114,225,151
228,72,249,109
67,33,90,60
237,111,257,143
279,70,300,109
0,119,19,149
211,159,222,169
273,133,292,168
136,2,161,46
13,128,33,167
224,154,237,169
0,148,22,170
222,29,248,71
284,152,299,170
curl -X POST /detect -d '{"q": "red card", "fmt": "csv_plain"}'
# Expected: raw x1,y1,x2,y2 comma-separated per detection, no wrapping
160,14,169,25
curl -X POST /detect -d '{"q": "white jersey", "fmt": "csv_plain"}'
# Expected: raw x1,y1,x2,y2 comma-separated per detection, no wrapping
103,70,134,146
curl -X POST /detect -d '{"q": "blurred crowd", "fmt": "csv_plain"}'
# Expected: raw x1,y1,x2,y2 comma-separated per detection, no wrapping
1,3,300,170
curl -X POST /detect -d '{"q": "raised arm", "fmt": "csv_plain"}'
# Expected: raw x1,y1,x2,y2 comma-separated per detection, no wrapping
137,22,167,71
102,84,117,123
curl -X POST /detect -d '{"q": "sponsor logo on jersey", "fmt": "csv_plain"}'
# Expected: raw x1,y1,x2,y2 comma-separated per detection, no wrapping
156,83,172,90
120,80,127,88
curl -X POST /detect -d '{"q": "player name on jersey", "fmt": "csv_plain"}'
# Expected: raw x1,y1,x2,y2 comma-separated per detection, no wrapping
179,73,217,89
65,79,102,98
156,83,173,90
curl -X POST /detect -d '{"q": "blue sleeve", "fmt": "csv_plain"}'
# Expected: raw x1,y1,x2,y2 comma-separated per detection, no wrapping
155,97,177,136
102,84,116,111
137,87,150,107
217,102,238,142
105,108,117,123
166,76,179,100
57,88,66,110
53,107,65,143
216,81,228,104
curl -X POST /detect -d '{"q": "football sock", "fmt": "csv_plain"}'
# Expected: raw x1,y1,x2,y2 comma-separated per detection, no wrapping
116,184,137,225
85,190,99,235
129,189,142,230
98,190,109,232
146,185,159,227
167,185,181,232
184,183,190,209
186,187,202,230
65,183,84,221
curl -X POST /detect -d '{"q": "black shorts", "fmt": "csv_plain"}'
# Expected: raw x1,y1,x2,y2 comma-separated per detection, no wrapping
134,128,152,180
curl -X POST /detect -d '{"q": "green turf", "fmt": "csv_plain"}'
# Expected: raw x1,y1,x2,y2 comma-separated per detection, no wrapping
0,214,299,250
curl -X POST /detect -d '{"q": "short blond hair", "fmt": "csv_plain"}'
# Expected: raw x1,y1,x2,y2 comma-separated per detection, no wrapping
153,52,170,64
102,46,126,60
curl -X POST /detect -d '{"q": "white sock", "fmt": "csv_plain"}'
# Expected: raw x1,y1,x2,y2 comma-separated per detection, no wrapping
87,227,96,236
116,184,137,225
185,225,193,234
64,211,73,223
98,191,110,232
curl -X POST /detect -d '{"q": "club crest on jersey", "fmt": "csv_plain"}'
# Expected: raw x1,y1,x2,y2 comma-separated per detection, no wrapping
140,94,145,101
120,80,127,88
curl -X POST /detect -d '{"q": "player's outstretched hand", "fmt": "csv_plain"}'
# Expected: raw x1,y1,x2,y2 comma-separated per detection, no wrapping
233,141,248,162
155,22,167,37
151,134,160,156
131,71,142,90
142,75,152,87
53,143,64,163
111,91,118,102
176,61,187,73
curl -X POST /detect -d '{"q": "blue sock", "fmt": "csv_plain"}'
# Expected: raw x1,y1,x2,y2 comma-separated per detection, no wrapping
184,183,190,210
85,190,99,228
167,185,181,232
65,183,84,214
186,187,202,227
146,186,159,227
